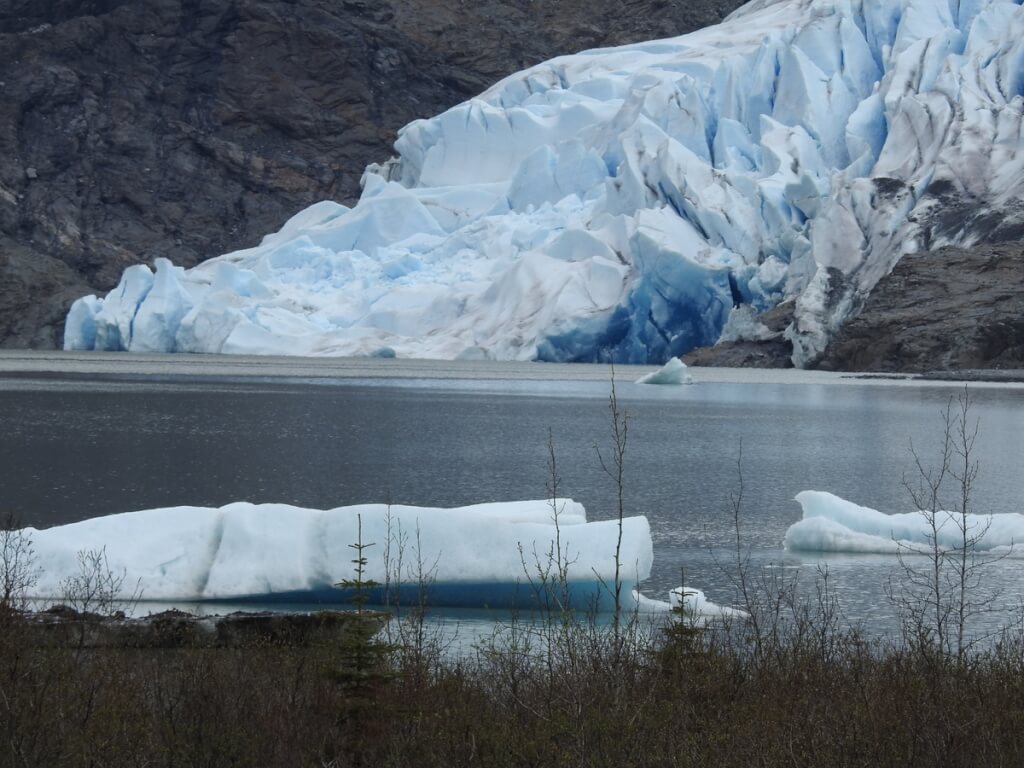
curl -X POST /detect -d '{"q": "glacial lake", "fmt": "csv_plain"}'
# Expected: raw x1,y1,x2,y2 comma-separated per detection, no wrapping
2,354,1023,640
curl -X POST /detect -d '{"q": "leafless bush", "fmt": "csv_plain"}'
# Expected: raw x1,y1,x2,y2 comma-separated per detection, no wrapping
378,507,445,671
58,546,141,616
595,365,629,634
888,387,1009,660
0,511,39,612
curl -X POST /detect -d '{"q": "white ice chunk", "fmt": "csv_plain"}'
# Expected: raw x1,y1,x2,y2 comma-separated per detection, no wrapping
91,264,154,351
635,358,693,385
129,258,194,353
63,295,101,351
670,586,749,620
785,491,1024,555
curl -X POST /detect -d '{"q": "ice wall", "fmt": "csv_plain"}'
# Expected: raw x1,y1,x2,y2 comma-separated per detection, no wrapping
65,0,1024,365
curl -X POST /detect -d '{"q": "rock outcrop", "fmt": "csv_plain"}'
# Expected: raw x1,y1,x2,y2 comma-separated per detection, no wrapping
816,244,1024,373
0,0,740,348
685,243,1024,374
683,304,795,369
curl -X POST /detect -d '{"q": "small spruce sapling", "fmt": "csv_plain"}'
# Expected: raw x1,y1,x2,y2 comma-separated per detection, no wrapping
329,514,397,766
333,514,395,702
660,566,704,663
336,513,380,614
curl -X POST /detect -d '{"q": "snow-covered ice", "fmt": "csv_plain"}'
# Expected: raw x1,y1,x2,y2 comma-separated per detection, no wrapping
66,0,1024,365
786,490,1024,554
635,358,693,385
22,499,655,610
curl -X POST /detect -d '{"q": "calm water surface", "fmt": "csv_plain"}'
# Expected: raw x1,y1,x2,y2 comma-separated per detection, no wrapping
2,366,1023,636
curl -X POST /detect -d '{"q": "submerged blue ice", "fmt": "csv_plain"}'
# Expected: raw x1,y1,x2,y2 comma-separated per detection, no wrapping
65,0,1024,364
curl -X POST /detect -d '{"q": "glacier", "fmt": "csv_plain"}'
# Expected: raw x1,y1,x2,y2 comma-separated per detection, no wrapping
65,0,1024,365
786,490,1024,554
21,499,658,611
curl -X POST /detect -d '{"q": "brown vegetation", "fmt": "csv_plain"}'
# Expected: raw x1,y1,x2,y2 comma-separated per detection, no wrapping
2,599,1024,767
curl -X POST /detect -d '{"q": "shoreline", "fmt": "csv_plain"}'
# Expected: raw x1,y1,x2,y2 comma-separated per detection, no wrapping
0,350,1020,389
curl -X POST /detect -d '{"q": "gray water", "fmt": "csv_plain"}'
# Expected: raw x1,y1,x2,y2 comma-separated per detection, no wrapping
2,365,1023,637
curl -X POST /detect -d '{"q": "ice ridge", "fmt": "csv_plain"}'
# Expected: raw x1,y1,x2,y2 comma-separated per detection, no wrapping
65,0,1024,364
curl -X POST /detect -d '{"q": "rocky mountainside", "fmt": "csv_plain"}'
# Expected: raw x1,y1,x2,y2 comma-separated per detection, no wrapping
0,0,740,348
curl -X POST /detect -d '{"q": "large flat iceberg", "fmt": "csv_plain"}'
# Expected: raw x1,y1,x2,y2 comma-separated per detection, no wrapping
22,499,655,611
65,0,1024,365
786,490,1024,555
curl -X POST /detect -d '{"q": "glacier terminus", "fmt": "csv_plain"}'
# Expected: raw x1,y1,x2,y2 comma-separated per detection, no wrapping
64,0,1024,365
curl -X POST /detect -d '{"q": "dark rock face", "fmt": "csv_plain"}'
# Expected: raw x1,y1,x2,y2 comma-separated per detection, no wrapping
682,337,793,368
0,0,742,348
682,303,795,368
817,243,1024,373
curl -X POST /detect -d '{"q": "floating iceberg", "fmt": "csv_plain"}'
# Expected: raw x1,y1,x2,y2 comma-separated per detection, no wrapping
786,491,1024,555
632,585,747,621
670,586,749,621
635,358,693,385
22,499,655,611
65,1,1024,365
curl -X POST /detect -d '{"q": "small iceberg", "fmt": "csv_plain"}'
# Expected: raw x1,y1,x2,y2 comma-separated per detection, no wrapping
785,491,1024,555
634,586,747,621
635,358,693,385
20,499,656,611
670,586,748,620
